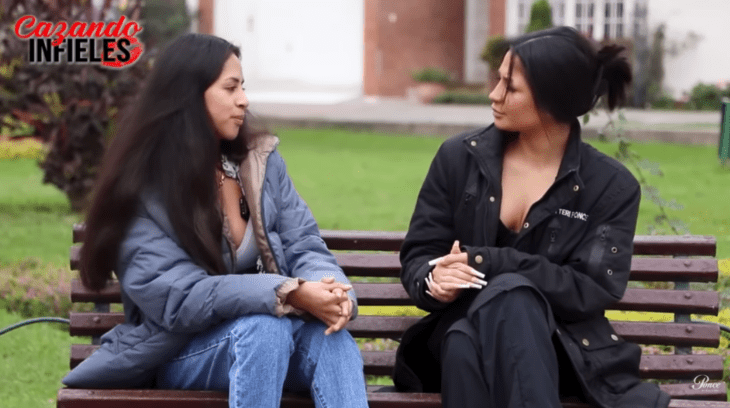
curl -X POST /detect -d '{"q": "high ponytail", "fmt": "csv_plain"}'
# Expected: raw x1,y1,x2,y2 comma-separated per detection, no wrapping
596,44,632,111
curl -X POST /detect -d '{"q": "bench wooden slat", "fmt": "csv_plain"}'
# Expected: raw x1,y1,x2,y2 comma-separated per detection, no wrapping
66,225,726,406
70,344,724,380
74,224,716,257
661,382,730,402
70,280,719,315
69,313,721,348
56,385,730,407
69,246,719,282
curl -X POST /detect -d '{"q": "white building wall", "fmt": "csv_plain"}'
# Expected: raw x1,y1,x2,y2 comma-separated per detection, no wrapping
648,0,730,98
214,0,364,103
505,0,729,99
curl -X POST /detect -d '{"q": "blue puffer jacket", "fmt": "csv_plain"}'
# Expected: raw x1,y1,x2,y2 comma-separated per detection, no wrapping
63,135,356,388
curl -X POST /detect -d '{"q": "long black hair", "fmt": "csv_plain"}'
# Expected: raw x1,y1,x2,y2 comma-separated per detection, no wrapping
80,33,256,290
509,26,632,122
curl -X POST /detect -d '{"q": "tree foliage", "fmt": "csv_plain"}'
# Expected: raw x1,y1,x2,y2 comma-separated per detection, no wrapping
646,24,665,106
525,0,553,33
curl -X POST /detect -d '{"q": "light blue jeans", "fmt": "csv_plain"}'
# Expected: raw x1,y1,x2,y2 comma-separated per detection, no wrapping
156,314,368,408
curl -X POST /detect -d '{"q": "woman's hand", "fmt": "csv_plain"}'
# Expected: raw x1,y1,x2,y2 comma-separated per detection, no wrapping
286,277,353,335
426,241,487,303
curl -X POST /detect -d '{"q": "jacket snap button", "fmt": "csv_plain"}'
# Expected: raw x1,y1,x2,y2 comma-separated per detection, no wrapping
607,269,613,275
582,338,590,347
573,185,580,192
611,334,619,341
470,140,477,147
489,196,495,202
611,247,618,253
523,222,529,229
475,255,483,264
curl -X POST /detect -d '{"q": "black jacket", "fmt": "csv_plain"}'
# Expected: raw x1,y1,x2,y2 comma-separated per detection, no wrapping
395,123,670,408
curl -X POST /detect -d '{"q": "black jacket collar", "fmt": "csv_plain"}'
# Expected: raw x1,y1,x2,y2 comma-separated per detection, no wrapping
463,119,585,191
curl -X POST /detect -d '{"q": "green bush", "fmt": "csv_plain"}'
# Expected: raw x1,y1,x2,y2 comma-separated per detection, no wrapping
686,83,723,111
411,67,452,84
0,259,89,318
480,35,510,71
432,90,491,105
525,0,553,33
650,95,675,110
0,139,45,160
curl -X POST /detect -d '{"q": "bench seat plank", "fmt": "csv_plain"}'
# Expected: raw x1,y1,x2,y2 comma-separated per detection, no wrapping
70,344,724,380
69,280,719,315
72,225,717,257
56,386,730,407
69,313,721,348
69,247,719,282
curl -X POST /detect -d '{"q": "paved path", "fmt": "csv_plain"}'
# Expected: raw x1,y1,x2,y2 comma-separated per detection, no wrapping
250,97,724,145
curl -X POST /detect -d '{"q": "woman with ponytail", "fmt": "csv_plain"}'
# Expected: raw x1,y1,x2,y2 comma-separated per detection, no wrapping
61,33,368,408
394,27,669,408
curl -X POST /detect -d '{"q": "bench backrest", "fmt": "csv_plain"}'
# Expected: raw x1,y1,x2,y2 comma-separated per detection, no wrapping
68,225,725,401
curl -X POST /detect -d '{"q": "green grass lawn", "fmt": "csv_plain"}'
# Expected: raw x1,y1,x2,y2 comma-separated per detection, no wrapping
0,309,76,408
1,127,729,405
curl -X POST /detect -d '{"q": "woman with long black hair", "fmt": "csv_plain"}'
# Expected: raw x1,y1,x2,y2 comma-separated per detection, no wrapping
394,27,670,408
62,33,368,408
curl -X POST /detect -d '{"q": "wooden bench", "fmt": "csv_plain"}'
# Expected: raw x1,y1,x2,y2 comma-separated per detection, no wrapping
58,226,730,408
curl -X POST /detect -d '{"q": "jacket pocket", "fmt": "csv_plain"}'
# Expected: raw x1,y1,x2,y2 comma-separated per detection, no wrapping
563,316,641,395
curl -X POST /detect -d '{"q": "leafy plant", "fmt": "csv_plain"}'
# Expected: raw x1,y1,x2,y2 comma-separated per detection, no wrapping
139,0,192,49
432,90,491,105
525,0,553,33
0,259,91,318
0,138,45,160
480,35,509,71
686,82,728,111
646,24,666,107
410,67,452,84
583,109,688,235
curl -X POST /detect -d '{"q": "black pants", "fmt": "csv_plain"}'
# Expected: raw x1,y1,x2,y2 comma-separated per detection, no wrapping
441,286,584,408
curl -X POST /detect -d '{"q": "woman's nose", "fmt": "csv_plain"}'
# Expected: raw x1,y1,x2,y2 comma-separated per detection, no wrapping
237,90,249,109
488,81,503,103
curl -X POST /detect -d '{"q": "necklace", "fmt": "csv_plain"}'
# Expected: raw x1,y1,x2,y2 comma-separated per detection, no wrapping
217,167,250,221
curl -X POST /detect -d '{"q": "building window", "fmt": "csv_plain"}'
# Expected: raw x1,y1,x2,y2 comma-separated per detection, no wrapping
575,0,594,36
604,0,626,39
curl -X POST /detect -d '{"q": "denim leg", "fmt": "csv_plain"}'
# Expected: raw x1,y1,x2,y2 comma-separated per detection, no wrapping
156,314,293,408
283,318,368,408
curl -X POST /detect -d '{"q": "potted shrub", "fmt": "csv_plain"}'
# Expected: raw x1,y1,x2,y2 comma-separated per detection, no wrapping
410,67,452,103
480,35,510,92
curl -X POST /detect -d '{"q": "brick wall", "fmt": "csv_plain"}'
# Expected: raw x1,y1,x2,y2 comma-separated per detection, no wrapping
364,0,465,97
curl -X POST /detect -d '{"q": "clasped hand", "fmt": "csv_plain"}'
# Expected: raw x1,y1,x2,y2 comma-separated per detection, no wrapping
425,240,487,303
286,277,353,335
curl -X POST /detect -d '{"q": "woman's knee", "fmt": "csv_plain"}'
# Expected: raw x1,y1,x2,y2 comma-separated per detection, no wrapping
442,329,477,369
469,283,551,332
229,314,293,353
